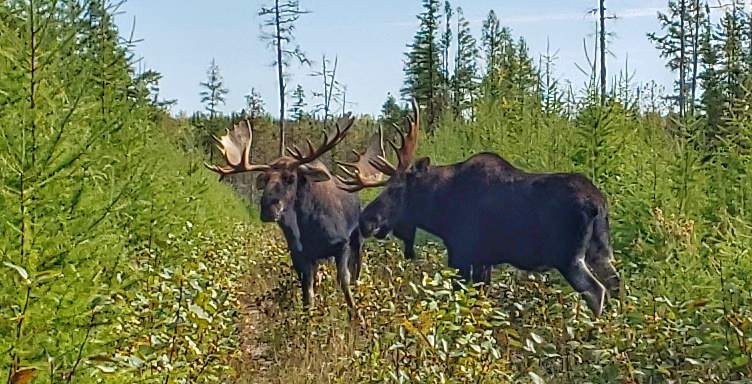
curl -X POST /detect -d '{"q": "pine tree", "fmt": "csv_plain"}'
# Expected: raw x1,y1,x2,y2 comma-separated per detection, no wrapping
380,93,407,129
402,0,442,131
259,0,310,155
699,3,723,141
649,0,702,118
244,87,266,120
452,6,479,119
290,84,307,121
480,10,514,98
199,58,229,119
717,2,747,109
440,1,453,108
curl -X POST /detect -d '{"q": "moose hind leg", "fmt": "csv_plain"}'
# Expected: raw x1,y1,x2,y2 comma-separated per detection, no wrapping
586,242,620,297
559,259,606,317
348,231,363,285
335,246,357,312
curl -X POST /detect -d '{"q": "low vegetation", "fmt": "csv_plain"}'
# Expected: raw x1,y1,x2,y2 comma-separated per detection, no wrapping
3,0,752,383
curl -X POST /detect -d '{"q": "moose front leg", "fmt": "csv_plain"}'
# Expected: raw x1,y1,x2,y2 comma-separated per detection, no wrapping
393,223,416,260
292,254,315,308
333,243,358,318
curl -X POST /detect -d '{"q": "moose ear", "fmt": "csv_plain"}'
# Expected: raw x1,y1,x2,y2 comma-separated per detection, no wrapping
299,164,331,182
414,157,431,172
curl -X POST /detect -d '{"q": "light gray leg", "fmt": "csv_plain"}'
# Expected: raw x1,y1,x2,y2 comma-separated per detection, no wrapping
559,259,606,317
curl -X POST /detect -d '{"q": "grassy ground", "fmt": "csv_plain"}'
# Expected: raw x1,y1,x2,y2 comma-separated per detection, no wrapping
226,215,751,383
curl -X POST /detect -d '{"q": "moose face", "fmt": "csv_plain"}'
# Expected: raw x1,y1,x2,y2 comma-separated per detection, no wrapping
359,157,430,238
205,115,355,223
256,158,330,222
337,98,422,240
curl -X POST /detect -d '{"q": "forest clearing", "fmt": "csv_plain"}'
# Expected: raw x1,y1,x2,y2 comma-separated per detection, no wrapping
1,0,752,383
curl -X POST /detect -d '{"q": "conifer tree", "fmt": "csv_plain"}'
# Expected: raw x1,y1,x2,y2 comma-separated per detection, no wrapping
699,3,723,138
440,1,453,107
380,93,407,129
244,87,266,120
649,0,703,118
402,0,442,131
452,6,479,119
199,58,229,119
290,84,307,121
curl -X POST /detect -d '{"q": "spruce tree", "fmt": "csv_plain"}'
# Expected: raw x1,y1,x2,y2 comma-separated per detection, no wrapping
649,0,702,118
199,58,229,119
402,0,442,131
699,4,723,141
290,84,307,121
452,6,479,119
380,93,407,129
440,1,452,108
244,87,266,120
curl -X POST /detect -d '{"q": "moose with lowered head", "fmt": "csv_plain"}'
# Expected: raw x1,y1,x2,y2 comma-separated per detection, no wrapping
339,100,620,317
205,114,384,314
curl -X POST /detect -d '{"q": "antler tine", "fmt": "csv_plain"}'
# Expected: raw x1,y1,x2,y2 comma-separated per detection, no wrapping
393,97,419,170
204,119,270,176
290,113,355,164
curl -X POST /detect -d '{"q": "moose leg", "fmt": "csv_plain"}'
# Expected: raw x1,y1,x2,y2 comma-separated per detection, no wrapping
299,262,316,308
559,259,606,317
586,242,620,297
348,230,363,285
473,264,492,285
334,245,357,313
393,224,417,260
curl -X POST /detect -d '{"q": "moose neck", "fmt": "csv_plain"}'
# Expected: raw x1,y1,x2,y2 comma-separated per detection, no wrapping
405,166,453,239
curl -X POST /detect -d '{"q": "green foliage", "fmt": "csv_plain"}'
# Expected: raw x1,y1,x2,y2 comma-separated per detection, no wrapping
0,2,250,382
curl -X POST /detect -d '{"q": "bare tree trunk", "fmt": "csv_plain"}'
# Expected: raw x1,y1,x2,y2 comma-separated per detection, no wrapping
599,0,607,106
274,0,285,156
690,0,700,117
322,55,328,122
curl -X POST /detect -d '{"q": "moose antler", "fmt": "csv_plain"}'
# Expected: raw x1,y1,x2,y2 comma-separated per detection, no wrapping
204,119,270,175
287,113,356,165
336,125,390,192
366,97,420,173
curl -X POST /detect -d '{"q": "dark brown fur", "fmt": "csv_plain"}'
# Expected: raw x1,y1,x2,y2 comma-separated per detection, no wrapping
360,152,620,316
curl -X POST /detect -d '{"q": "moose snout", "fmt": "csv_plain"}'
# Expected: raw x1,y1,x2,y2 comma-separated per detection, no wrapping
260,198,284,222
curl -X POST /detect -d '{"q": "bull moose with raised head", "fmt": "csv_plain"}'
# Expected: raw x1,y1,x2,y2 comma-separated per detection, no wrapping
205,115,384,312
339,100,620,316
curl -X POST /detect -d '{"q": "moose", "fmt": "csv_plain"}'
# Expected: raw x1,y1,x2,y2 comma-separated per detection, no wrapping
205,115,384,312
338,100,620,316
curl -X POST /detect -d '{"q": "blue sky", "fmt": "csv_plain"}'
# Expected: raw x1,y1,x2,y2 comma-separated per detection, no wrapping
114,0,683,116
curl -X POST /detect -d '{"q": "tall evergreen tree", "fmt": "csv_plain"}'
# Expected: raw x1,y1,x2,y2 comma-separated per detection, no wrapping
699,2,723,139
649,0,702,118
380,92,407,129
716,2,748,109
290,84,307,121
441,1,453,107
452,6,479,119
259,0,310,155
244,87,266,120
402,0,442,131
199,58,228,118
480,10,515,98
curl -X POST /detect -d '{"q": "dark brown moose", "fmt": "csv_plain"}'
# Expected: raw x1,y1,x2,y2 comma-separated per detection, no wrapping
338,100,620,316
205,115,384,313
